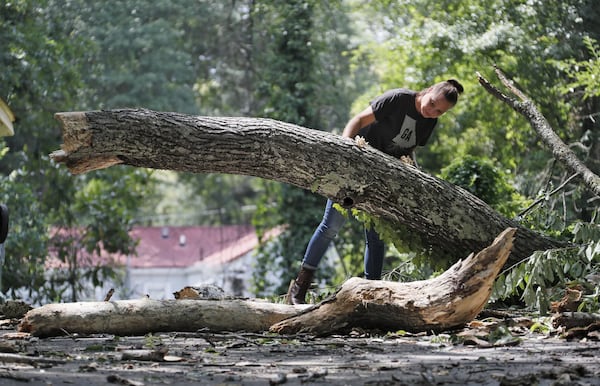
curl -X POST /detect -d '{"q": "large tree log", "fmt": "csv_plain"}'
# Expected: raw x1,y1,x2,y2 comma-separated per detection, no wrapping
50,109,564,265
20,229,515,337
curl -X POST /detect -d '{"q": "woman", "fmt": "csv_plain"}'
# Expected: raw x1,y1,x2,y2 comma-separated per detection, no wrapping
287,79,464,305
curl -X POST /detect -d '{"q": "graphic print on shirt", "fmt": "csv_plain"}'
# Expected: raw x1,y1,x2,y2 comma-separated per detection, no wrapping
392,115,416,149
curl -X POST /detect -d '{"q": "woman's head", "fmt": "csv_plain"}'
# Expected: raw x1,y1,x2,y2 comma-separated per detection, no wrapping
417,79,464,119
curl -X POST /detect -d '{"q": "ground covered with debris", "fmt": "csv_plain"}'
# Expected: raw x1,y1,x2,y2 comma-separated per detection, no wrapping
0,310,599,386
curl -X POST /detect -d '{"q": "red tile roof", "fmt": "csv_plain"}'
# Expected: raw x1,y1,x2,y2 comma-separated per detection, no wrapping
47,224,281,269
129,224,257,268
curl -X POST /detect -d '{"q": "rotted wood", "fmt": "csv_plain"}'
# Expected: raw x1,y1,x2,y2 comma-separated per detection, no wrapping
270,228,517,336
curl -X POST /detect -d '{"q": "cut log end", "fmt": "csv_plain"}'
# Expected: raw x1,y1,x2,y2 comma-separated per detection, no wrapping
50,111,125,174
54,112,91,154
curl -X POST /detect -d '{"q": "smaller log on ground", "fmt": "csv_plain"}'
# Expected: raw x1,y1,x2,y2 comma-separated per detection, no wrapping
18,298,306,338
270,228,517,336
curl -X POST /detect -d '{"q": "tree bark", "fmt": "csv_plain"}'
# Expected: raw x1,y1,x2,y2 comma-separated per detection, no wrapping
20,229,515,337
18,298,306,338
50,109,564,265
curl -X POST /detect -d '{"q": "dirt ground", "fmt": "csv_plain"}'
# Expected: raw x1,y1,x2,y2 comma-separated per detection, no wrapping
0,312,599,386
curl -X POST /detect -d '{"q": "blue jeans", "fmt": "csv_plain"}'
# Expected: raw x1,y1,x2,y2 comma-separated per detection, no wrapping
302,199,386,280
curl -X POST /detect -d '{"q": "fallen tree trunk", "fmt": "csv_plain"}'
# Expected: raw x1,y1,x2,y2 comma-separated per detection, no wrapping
19,228,516,337
50,109,564,265
18,298,306,338
271,228,516,335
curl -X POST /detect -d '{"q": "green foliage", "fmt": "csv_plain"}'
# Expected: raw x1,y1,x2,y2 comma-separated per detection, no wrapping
0,0,190,303
491,211,600,314
3,0,361,301
0,163,49,300
72,168,149,256
251,0,320,295
71,0,200,114
346,0,600,299
174,173,261,226
340,205,453,277
254,1,316,127
440,155,525,218
555,36,600,100
251,0,358,129
26,166,145,303
352,0,597,179
143,333,163,349
383,251,439,283
251,180,283,297
348,207,427,256
252,185,328,296
1,0,89,172
0,0,94,302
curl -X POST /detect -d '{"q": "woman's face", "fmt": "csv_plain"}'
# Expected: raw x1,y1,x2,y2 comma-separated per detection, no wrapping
419,90,454,119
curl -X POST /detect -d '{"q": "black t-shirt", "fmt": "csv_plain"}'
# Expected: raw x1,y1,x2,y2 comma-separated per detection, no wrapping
358,88,437,158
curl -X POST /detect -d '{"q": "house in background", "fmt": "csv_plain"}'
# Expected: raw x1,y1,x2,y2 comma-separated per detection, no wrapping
45,224,283,302
47,223,339,303
116,224,275,300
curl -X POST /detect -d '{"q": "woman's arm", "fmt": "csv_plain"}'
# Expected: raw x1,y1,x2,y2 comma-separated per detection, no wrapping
341,106,376,138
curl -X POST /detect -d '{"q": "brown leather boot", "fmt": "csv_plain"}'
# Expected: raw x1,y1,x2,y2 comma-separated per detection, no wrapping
286,267,315,305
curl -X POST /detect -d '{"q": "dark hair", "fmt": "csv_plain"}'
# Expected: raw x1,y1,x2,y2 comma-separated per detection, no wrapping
433,79,464,105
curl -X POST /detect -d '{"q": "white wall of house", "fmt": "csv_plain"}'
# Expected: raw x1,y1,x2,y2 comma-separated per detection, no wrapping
125,252,256,300
86,244,340,302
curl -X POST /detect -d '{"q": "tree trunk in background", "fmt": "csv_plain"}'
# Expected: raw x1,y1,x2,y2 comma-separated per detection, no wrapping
51,109,565,265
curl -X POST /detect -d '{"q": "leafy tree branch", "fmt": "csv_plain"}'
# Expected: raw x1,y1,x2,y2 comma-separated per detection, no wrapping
477,67,600,197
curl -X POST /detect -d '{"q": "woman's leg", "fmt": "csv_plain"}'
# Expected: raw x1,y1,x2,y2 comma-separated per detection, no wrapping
289,200,347,304
302,199,347,270
364,227,385,280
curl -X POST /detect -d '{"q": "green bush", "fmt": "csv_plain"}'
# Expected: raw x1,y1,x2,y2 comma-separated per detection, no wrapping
440,155,524,217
